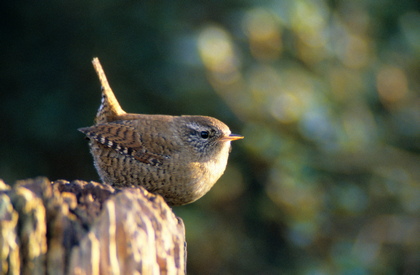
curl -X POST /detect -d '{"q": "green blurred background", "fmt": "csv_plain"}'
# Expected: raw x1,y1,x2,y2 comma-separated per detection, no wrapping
1,1,419,274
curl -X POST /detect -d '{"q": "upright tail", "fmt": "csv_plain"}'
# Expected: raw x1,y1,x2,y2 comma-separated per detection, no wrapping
92,57,126,124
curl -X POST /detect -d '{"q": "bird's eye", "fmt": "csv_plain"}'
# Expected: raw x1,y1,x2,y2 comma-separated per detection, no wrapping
200,131,209,139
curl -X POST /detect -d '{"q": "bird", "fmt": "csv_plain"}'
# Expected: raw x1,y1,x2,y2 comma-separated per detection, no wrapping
79,58,243,206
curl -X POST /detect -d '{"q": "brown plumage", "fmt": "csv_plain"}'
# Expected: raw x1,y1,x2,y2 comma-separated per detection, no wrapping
79,58,243,206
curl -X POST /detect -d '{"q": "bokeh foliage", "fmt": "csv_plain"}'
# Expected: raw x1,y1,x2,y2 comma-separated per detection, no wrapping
1,0,419,274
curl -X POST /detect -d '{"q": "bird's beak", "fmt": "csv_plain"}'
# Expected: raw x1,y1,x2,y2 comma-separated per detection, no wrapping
221,134,244,141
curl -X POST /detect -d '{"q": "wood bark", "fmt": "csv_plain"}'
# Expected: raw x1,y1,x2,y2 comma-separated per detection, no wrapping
0,177,186,275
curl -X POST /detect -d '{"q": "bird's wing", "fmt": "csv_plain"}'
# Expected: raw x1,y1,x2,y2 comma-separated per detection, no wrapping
78,122,166,166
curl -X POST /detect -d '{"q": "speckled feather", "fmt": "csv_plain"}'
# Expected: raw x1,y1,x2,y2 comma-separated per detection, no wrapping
79,122,165,166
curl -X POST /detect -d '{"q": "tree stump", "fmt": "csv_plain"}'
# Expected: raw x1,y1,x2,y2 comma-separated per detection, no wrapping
0,177,186,275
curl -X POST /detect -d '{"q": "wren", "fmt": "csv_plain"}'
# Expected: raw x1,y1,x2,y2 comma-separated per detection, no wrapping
79,58,243,206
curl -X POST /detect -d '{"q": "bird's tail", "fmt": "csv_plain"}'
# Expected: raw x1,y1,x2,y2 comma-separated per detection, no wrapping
92,57,126,124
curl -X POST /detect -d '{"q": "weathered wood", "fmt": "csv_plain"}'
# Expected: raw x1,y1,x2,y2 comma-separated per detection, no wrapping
0,177,186,275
